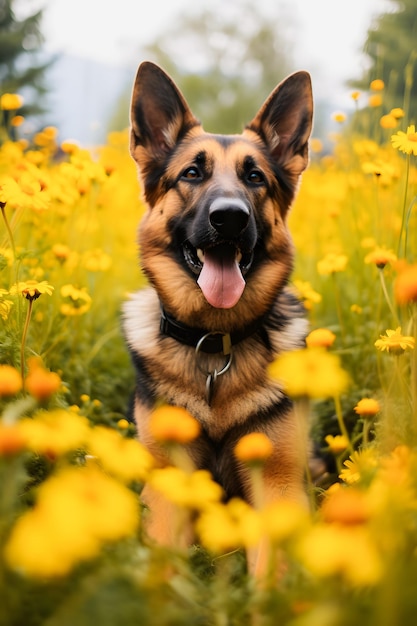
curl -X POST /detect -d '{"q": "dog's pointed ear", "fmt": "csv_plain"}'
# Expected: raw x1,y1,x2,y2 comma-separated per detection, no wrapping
130,62,199,165
247,71,313,179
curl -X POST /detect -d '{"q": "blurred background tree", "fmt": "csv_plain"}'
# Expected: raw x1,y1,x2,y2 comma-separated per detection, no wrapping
110,0,296,134
0,0,53,125
350,0,417,121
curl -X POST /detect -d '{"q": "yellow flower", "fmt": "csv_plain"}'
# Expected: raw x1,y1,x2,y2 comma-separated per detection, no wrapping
390,107,405,119
83,248,112,272
391,125,417,156
317,253,348,275
374,327,415,354
60,284,91,316
262,500,309,543
332,112,346,123
149,466,223,510
350,91,361,101
370,79,385,91
306,328,336,349
25,357,61,401
290,280,322,310
0,364,22,397
0,93,24,110
309,138,323,153
320,487,371,525
52,243,71,262
354,398,381,418
325,434,349,454
339,449,378,485
20,409,91,457
149,405,200,444
369,94,383,108
0,296,13,321
380,114,398,129
297,524,382,586
234,432,273,464
395,262,417,305
0,420,27,455
364,246,397,268
10,280,54,301
196,498,262,552
88,426,154,483
4,466,139,578
268,348,350,399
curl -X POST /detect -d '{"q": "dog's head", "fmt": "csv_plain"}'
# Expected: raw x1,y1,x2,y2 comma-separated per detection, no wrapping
130,62,313,330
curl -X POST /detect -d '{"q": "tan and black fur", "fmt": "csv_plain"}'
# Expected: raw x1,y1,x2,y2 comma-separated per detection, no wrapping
123,62,313,568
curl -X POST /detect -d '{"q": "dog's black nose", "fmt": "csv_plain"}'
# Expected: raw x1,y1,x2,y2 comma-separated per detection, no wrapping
209,198,250,239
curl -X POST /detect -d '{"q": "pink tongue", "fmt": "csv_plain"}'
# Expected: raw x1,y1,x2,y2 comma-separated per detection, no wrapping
197,246,245,309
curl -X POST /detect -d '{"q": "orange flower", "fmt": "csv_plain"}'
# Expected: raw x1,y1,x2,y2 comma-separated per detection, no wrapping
321,488,370,525
395,262,417,305
25,358,61,401
234,432,273,464
306,328,336,349
354,398,381,418
0,365,22,397
0,421,27,455
370,79,384,91
149,405,200,444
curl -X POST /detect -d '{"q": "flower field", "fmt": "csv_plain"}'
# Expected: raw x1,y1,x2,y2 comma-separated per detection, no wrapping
1,83,417,625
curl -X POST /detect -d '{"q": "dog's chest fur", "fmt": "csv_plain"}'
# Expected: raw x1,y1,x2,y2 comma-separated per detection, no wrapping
123,287,307,439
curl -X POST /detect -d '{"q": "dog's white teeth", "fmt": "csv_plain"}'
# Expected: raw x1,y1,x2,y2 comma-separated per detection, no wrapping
236,251,242,264
197,248,205,264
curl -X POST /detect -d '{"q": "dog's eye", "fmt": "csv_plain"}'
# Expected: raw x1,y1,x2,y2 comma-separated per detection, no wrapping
181,166,202,180
246,169,265,185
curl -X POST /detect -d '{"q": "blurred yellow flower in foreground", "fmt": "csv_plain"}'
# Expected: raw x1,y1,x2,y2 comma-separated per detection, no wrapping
268,348,349,399
88,426,154,483
196,498,262,552
395,262,417,305
0,364,22,397
20,409,90,457
234,432,273,464
4,466,140,578
25,357,61,402
149,466,223,510
0,420,27,455
297,524,382,585
374,327,415,354
149,405,200,444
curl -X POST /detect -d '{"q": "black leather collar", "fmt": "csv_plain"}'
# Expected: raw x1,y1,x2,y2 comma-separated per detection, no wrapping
160,306,270,355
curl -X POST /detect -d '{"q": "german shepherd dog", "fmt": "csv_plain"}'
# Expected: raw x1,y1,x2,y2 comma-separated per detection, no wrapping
123,61,313,573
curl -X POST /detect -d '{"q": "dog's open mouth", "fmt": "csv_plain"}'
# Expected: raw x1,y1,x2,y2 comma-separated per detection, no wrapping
183,242,253,309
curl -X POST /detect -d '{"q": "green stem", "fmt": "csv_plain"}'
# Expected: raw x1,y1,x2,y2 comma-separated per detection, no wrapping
331,273,346,344
403,195,417,261
378,268,399,326
397,154,410,258
334,394,353,454
0,202,17,261
20,298,33,386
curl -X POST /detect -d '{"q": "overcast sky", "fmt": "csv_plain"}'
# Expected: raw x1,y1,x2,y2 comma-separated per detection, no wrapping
37,0,393,98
